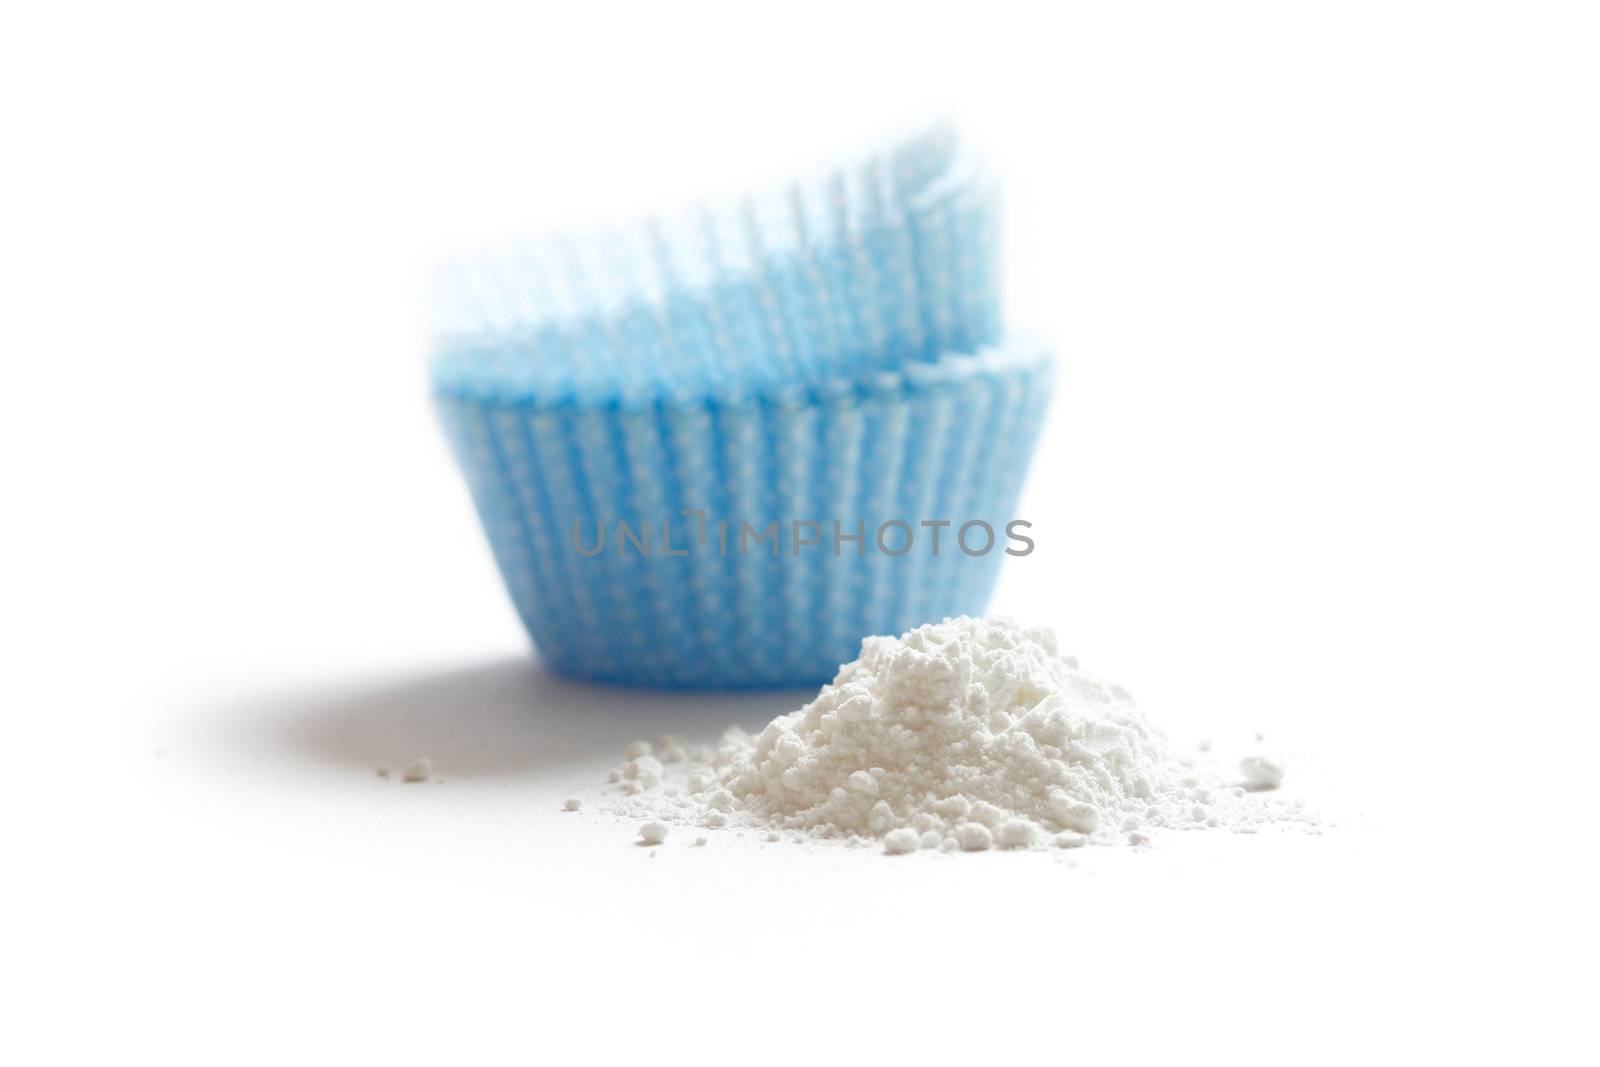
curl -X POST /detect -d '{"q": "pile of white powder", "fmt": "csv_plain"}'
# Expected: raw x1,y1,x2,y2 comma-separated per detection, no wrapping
599,616,1314,852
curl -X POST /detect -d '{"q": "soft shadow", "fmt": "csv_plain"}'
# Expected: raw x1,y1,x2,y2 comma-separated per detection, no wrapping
223,656,810,782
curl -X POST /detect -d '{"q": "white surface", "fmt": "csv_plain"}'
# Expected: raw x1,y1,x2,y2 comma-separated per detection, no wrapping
5,2,1598,1062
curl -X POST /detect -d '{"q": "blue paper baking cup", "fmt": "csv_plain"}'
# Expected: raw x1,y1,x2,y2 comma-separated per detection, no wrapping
430,122,1048,687
433,337,1053,688
429,122,1000,402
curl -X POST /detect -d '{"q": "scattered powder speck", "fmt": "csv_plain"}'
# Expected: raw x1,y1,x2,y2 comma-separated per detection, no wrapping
401,758,432,783
375,765,390,779
563,798,582,811
600,617,1316,853
1239,756,1286,791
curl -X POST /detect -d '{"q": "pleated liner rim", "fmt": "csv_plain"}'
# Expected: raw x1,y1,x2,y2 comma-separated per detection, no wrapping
432,332,1047,413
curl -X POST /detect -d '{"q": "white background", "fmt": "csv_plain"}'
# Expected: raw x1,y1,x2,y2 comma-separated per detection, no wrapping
5,1,1597,1062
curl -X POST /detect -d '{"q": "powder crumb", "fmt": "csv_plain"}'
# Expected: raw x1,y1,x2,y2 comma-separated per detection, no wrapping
562,798,582,812
622,755,663,789
919,830,942,850
401,758,431,783
1127,831,1151,846
883,828,921,854
693,836,707,847
375,765,390,779
1054,831,1087,849
1240,756,1286,791
765,832,780,842
997,820,1038,849
958,823,994,851
639,821,669,845
624,740,652,760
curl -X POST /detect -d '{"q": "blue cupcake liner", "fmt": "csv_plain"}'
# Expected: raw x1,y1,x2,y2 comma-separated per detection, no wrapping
430,122,1001,405
430,121,1049,687
434,337,1053,688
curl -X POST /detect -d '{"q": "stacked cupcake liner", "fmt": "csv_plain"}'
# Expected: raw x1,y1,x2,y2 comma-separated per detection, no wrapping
432,122,1052,688
432,122,997,400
